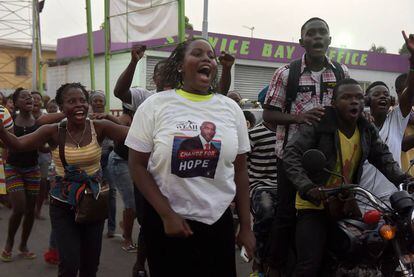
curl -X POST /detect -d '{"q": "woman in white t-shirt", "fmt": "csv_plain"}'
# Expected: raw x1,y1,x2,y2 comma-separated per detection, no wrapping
125,38,255,277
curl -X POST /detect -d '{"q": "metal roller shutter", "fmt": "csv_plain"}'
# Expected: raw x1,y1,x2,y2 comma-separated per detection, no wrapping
234,65,277,100
146,56,165,91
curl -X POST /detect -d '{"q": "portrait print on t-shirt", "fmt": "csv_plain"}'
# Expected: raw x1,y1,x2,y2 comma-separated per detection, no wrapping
171,121,221,179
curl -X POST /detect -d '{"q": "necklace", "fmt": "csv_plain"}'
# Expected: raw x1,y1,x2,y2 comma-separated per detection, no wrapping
66,123,87,149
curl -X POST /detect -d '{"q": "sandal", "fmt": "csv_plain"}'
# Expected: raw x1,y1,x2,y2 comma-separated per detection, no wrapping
122,244,138,253
19,250,37,259
0,250,12,262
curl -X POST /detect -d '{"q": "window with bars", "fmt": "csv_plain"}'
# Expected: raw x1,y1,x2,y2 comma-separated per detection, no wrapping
15,56,28,76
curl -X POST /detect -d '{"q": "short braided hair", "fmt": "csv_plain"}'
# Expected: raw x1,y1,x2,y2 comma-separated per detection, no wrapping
12,87,27,106
55,83,89,106
158,38,218,92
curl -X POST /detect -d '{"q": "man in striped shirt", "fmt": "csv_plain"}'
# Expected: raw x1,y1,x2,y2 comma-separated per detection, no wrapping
247,99,277,275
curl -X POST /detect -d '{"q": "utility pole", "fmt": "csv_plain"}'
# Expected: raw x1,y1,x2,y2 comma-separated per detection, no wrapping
202,0,208,39
32,0,37,90
86,0,96,90
178,0,185,42
104,0,110,112
242,25,255,38
36,1,43,93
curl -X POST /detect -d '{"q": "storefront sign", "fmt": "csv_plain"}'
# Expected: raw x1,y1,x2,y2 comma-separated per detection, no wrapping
57,30,409,73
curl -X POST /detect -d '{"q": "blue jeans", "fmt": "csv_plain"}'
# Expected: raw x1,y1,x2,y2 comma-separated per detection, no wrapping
50,202,104,277
103,163,116,233
107,151,135,210
101,142,116,234
251,187,278,263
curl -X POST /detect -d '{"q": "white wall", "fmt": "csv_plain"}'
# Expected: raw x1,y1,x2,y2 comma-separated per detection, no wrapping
47,52,147,109
45,65,68,97
348,68,401,96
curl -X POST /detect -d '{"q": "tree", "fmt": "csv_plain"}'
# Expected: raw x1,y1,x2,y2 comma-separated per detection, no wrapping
369,43,387,53
399,43,409,55
185,16,193,31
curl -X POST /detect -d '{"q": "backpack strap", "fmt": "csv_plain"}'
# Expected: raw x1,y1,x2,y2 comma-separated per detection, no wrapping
285,60,344,113
284,59,303,114
331,61,345,82
58,121,68,168
283,59,303,147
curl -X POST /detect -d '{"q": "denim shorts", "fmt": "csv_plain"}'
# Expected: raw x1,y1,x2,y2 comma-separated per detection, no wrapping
107,151,135,210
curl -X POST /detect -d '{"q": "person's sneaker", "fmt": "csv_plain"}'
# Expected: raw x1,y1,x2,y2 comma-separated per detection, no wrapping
106,231,115,238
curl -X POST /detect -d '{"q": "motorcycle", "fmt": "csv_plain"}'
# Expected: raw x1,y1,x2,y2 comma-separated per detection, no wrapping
301,149,414,277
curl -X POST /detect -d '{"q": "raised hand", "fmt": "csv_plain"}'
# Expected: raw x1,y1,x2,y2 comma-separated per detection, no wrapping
218,51,235,68
131,44,146,64
402,31,414,55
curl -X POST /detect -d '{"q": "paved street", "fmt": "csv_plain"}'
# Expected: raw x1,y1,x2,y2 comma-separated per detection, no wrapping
0,200,252,276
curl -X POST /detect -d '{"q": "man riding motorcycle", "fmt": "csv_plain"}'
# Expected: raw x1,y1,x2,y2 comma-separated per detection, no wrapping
283,78,413,277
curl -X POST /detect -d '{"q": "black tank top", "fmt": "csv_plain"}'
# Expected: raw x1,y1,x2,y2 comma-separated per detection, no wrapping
7,124,39,167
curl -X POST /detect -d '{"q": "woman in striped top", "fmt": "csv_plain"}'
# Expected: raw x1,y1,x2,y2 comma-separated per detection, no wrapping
0,83,128,277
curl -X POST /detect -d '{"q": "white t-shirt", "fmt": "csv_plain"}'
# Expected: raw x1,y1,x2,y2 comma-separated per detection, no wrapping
125,90,251,224
123,87,154,111
358,106,409,212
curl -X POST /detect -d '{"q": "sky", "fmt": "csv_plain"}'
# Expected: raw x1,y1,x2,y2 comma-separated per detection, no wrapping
37,0,414,54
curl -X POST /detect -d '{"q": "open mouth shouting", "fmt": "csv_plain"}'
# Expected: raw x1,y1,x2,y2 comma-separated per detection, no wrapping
312,42,326,53
348,107,361,118
377,98,389,109
197,65,212,83
74,110,87,120
24,99,34,109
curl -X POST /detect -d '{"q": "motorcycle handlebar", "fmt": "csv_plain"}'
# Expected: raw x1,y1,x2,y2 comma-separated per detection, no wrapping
317,185,358,196
318,185,389,212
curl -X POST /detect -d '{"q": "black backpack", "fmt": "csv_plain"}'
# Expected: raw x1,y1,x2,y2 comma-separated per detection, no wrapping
282,59,345,146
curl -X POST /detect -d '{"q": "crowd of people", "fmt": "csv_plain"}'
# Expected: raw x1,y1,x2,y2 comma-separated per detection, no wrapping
0,17,412,277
